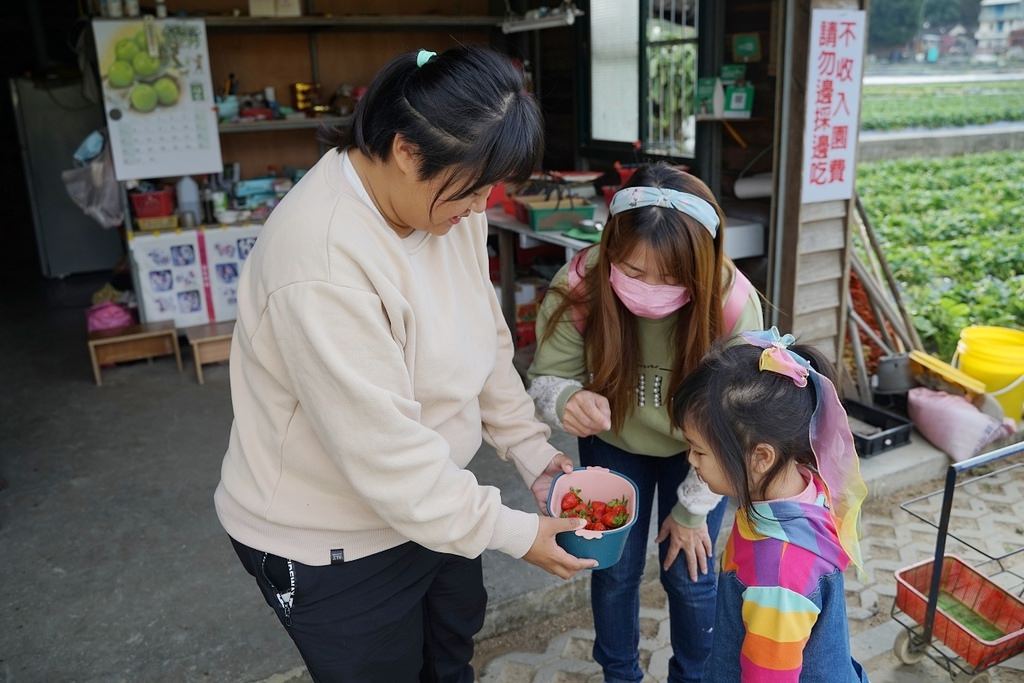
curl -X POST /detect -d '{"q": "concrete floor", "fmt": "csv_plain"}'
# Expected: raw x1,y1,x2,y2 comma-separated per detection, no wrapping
0,270,971,682
0,272,587,682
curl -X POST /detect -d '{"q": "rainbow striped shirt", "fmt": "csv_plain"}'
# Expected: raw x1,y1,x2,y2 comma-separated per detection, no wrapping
719,473,852,681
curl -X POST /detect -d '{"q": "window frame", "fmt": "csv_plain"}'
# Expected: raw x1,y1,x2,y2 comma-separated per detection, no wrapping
577,0,701,166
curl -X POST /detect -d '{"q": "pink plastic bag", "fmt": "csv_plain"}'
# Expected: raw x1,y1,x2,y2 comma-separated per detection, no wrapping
86,302,133,333
908,387,1015,462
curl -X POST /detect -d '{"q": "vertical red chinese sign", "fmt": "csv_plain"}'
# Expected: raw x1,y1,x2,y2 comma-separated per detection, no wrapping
801,9,866,203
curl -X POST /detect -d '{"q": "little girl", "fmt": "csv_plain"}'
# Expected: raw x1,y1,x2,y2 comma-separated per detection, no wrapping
672,328,869,682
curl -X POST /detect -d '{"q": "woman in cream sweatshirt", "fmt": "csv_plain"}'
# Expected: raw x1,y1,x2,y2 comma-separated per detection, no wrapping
215,47,593,682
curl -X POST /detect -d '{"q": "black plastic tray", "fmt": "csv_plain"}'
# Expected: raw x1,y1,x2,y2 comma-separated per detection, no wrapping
844,399,913,458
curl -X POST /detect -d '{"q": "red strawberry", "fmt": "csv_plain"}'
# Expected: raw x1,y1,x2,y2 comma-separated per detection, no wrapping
591,501,608,517
601,510,629,529
561,488,582,511
592,522,607,531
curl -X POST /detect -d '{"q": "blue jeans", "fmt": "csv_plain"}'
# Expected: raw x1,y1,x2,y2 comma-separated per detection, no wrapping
579,436,727,683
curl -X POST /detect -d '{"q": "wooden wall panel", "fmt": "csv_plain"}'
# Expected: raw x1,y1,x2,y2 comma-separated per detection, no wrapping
805,336,838,363
219,129,321,177
795,278,840,315
797,249,842,284
315,30,489,94
794,307,839,341
149,1,493,179
799,199,846,223
797,218,845,254
207,32,311,106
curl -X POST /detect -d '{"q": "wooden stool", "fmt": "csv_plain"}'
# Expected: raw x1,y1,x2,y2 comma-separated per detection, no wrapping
185,321,235,384
88,320,183,386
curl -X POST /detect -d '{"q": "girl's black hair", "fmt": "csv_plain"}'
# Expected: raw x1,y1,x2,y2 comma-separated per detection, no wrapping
321,45,543,210
671,340,837,511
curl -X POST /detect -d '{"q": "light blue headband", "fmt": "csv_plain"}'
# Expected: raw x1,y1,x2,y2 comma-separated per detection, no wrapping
609,186,720,238
416,49,437,67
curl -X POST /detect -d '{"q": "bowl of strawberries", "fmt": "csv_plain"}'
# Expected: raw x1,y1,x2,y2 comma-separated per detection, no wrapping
546,466,639,569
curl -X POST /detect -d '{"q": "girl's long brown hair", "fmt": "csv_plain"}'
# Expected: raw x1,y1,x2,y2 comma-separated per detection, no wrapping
541,163,730,432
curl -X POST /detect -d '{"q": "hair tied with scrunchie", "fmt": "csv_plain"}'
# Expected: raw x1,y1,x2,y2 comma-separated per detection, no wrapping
416,49,437,68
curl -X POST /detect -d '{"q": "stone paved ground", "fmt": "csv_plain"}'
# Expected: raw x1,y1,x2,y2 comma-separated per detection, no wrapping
481,463,1024,683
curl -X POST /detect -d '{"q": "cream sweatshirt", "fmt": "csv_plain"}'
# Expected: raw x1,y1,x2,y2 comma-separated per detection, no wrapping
214,149,558,566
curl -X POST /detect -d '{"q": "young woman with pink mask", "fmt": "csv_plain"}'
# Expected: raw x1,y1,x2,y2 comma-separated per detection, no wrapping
528,163,764,683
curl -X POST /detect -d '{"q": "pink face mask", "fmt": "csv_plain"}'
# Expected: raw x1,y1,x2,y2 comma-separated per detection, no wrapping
609,264,691,319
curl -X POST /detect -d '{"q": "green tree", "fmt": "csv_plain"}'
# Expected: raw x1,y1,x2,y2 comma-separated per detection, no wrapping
959,0,981,30
869,0,924,48
923,0,961,28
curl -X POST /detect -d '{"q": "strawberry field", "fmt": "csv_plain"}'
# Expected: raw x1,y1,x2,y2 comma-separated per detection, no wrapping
856,150,1024,360
861,80,1024,131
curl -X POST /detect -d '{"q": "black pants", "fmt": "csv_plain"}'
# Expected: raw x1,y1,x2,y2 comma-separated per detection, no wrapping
230,538,486,683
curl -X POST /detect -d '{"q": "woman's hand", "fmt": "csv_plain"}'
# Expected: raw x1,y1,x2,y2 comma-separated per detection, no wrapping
530,453,575,513
655,517,713,582
563,390,612,437
523,516,599,579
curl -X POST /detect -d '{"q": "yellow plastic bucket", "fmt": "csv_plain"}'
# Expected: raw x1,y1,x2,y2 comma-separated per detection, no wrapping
955,326,1024,420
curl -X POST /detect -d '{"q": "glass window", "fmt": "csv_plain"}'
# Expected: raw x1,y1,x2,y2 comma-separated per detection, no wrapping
645,1,698,158
589,0,640,143
587,0,698,158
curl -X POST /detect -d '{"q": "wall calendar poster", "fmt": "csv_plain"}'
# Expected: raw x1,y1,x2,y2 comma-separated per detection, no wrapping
92,18,222,181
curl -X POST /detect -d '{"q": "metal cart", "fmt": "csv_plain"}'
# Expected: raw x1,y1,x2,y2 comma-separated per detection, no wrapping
890,440,1024,683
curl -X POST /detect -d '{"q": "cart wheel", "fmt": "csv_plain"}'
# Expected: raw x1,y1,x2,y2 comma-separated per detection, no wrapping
893,630,926,665
953,673,990,683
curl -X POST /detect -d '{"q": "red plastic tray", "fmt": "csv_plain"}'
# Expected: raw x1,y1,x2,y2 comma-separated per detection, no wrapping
895,555,1024,669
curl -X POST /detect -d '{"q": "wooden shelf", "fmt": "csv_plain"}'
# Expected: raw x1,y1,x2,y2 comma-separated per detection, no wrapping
202,15,502,31
218,115,352,134
696,117,768,123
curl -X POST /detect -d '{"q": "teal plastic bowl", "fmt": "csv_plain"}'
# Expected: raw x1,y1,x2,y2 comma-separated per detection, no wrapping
546,466,639,570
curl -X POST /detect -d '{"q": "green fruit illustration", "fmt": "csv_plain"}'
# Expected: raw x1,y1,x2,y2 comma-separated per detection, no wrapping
115,38,139,62
132,51,160,79
133,30,149,51
108,60,135,88
154,77,179,106
130,83,158,113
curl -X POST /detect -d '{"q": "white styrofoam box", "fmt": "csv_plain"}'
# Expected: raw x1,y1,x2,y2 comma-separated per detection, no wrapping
723,216,766,260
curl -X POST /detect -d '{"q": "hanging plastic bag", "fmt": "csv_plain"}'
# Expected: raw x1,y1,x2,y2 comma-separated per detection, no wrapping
62,131,123,229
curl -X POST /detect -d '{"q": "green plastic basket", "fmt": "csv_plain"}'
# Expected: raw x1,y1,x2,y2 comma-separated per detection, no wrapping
525,199,596,232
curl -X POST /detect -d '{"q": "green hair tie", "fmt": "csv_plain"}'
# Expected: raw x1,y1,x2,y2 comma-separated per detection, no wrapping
416,49,437,67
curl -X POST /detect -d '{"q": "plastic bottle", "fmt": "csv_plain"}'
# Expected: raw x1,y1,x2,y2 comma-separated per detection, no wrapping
712,78,725,118
176,175,201,227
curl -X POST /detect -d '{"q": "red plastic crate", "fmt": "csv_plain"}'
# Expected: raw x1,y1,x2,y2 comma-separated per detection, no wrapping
515,320,536,348
895,555,1024,669
130,188,175,218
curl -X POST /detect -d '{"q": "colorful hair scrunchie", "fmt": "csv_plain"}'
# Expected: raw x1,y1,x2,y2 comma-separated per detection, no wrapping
740,327,868,572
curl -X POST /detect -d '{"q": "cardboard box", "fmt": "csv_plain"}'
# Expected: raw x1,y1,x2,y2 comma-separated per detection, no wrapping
248,0,275,17
276,0,302,16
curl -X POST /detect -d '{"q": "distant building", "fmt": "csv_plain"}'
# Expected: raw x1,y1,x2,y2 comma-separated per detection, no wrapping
976,0,1024,52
